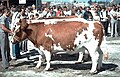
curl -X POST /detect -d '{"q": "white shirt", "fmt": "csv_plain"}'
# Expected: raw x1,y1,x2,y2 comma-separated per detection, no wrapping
110,9,117,20
100,10,108,22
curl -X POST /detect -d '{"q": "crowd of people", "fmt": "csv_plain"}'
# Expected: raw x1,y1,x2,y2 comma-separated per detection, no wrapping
0,2,120,69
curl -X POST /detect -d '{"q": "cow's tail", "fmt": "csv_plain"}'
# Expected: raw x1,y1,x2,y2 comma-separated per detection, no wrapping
98,22,104,47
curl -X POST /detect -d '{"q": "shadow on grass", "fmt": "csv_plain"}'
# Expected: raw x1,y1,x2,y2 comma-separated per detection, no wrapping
12,51,118,74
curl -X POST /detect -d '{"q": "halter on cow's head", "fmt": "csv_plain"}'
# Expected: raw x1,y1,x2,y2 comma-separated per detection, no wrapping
11,18,28,44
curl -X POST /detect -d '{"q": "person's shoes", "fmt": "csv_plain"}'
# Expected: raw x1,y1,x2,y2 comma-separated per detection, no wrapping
4,66,9,69
1,65,9,69
12,57,16,60
10,57,17,61
111,35,115,37
16,56,22,59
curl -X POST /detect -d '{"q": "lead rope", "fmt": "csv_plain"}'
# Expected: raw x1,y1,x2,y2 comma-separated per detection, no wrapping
10,25,21,42
10,32,20,42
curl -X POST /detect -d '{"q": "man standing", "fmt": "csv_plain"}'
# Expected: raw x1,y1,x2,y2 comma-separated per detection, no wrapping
0,8,13,69
100,6,109,36
83,7,93,21
110,5,118,37
10,6,21,60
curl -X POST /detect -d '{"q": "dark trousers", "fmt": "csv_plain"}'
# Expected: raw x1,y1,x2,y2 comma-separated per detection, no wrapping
20,40,28,52
117,20,120,35
12,43,20,58
101,21,109,36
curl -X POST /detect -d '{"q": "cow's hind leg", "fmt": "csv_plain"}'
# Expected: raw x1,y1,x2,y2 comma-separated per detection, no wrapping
87,45,99,74
43,50,51,70
97,47,103,70
90,51,99,73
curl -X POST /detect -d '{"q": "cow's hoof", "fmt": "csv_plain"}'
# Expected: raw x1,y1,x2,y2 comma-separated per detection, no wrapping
44,68,53,71
35,66,40,69
75,60,83,64
89,70,98,74
97,67,105,71
75,62,82,64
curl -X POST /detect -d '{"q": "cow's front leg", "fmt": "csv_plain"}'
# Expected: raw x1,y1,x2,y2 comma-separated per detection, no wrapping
43,50,51,70
36,55,42,68
35,48,45,68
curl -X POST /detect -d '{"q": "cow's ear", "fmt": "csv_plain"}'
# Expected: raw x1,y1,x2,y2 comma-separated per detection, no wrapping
21,23,28,30
21,19,28,30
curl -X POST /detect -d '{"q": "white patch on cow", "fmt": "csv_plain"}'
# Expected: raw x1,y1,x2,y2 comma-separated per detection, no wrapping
52,43,63,51
74,22,96,50
44,29,54,41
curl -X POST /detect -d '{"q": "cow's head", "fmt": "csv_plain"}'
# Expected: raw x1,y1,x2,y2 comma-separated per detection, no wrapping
11,19,28,44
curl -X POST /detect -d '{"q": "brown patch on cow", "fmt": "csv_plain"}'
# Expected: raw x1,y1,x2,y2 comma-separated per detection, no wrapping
42,37,54,51
93,22,104,46
82,23,88,31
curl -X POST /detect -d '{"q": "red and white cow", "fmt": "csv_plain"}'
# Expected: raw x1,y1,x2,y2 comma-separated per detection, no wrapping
11,18,104,74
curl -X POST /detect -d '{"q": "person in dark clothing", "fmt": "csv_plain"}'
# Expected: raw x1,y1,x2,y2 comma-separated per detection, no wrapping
83,7,93,21
100,6,109,36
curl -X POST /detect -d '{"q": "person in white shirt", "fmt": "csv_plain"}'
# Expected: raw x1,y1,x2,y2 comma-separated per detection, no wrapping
109,5,118,37
42,8,49,18
94,11,100,21
63,7,72,16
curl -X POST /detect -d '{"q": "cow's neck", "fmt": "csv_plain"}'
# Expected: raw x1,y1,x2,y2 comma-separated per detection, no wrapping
26,23,44,47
